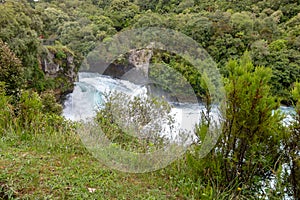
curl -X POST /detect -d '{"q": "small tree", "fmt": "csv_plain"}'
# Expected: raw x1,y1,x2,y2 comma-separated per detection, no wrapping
283,82,300,199
188,53,285,196
0,40,25,96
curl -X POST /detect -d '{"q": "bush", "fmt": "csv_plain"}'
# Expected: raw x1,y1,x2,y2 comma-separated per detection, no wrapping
0,82,13,136
186,53,285,197
40,90,62,115
16,90,43,132
0,40,25,96
282,82,300,199
95,91,173,153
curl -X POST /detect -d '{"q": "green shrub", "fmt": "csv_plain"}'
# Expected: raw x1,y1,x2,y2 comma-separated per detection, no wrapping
186,53,285,197
0,40,25,96
16,90,43,132
282,82,300,199
40,90,62,115
95,91,172,153
0,82,13,136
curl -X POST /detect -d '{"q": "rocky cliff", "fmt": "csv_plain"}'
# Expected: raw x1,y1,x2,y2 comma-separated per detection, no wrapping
103,48,153,84
40,45,80,98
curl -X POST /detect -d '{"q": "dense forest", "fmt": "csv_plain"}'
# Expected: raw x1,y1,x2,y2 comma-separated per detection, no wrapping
0,0,300,199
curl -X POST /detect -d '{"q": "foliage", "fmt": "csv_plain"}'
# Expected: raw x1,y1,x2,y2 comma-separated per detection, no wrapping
282,82,300,199
106,0,140,30
16,90,44,133
0,82,13,136
0,0,43,83
1,0,300,102
150,50,205,100
0,40,25,96
95,91,172,153
187,54,285,197
40,90,63,115
1,0,297,102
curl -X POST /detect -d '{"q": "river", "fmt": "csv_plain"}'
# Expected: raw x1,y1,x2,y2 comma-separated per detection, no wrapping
63,72,294,128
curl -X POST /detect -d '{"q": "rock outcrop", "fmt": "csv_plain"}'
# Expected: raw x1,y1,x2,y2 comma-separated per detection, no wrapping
40,45,79,97
128,49,153,77
103,48,153,84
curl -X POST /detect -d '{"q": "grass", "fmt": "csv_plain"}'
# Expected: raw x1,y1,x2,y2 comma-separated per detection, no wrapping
0,128,186,200
0,118,271,200
0,128,259,200
0,126,280,200
0,125,285,199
